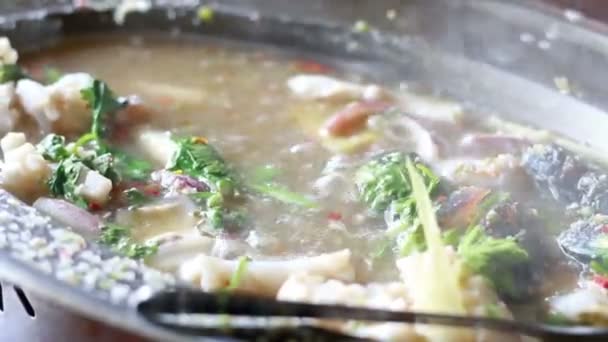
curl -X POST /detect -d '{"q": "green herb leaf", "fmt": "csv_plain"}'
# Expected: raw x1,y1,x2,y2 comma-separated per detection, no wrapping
111,148,153,181
249,182,317,208
355,152,438,212
456,225,529,298
124,188,152,207
250,164,281,184
0,64,29,83
37,133,69,162
48,156,88,208
43,66,62,84
81,79,124,140
99,223,158,259
591,254,608,276
227,256,250,290
168,137,235,195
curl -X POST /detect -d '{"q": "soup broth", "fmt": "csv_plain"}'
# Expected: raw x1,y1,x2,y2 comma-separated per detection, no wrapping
1,33,606,340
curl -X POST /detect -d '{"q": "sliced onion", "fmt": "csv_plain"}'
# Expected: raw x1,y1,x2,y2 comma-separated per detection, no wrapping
460,133,528,157
33,197,101,239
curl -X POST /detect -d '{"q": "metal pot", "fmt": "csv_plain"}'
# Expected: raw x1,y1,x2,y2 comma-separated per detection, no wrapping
0,1,607,340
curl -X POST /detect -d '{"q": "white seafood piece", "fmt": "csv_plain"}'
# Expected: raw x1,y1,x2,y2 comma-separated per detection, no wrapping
277,273,423,340
0,37,18,65
135,81,204,105
146,233,215,272
115,196,199,241
397,247,515,342
75,170,113,205
0,132,51,201
550,281,608,325
397,115,439,161
0,83,19,133
15,79,51,132
136,129,177,167
398,92,464,124
287,74,389,102
16,73,94,135
179,249,354,296
46,73,95,134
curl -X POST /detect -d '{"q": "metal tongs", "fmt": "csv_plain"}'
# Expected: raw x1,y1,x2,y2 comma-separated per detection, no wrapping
137,288,608,341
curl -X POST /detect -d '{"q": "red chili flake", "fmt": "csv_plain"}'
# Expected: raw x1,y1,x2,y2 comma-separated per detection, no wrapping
436,195,448,203
88,202,103,211
601,225,608,234
295,60,332,74
156,96,175,106
594,275,608,289
327,211,343,221
143,184,161,197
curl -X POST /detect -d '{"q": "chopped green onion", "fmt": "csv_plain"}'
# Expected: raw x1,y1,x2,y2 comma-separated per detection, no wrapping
353,20,370,33
227,256,250,290
198,6,215,23
249,182,317,208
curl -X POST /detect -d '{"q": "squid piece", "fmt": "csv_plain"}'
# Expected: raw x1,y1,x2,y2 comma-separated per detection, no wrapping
136,129,178,167
115,196,199,240
397,247,517,342
398,92,464,124
0,83,19,133
0,132,51,201
178,249,354,296
277,273,423,341
146,233,215,272
287,74,390,102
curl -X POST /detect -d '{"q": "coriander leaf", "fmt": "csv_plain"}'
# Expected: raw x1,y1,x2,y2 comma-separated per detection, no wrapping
81,79,124,140
456,225,529,298
250,165,281,184
0,64,29,83
123,188,153,207
37,133,69,162
355,152,438,212
48,156,88,208
110,148,152,181
249,182,317,208
168,137,235,195
89,152,120,182
99,223,158,259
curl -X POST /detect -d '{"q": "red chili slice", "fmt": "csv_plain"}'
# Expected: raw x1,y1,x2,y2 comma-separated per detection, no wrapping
593,274,608,289
327,211,343,221
295,60,332,74
88,202,103,211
